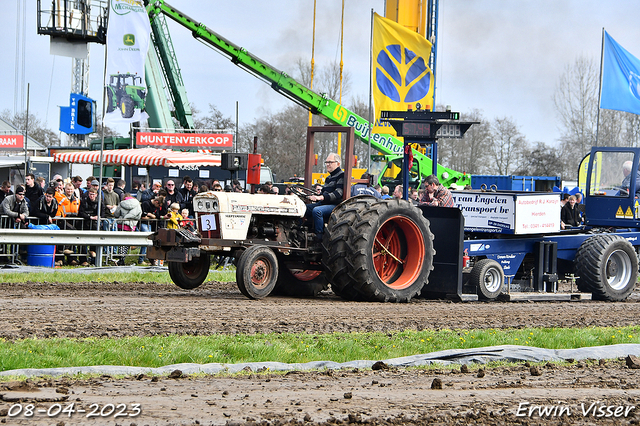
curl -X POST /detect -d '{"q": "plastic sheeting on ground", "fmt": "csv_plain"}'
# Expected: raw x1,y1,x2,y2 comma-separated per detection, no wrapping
2,344,640,378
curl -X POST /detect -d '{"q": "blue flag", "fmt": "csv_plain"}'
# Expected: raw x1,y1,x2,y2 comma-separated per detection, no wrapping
601,31,640,115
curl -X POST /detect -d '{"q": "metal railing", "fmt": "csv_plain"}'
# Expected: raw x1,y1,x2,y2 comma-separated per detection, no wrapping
0,216,167,267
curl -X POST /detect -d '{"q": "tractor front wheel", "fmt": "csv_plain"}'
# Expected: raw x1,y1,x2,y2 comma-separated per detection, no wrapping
236,246,278,299
168,254,211,290
120,95,135,119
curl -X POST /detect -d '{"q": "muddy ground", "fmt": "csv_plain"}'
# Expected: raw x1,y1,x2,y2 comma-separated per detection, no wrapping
1,279,640,425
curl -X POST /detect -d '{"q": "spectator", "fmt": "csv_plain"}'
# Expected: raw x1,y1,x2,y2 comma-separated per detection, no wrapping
112,193,142,265
409,188,419,205
272,186,280,195
52,180,65,204
36,176,46,189
103,178,120,220
179,176,196,217
313,184,322,195
1,185,28,228
163,180,184,212
199,184,209,193
0,181,13,203
165,203,183,229
84,176,96,192
138,181,161,203
420,175,454,207
380,186,392,199
32,188,58,225
138,195,165,264
56,182,80,219
114,179,126,201
560,192,570,208
130,181,141,199
212,183,223,191
561,195,581,229
304,152,344,240
72,175,84,200
257,184,272,194
232,178,244,193
350,173,381,198
78,188,106,264
224,184,233,192
393,185,403,199
24,173,43,214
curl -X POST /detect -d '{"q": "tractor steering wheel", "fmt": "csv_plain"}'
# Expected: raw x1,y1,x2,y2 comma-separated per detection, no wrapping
289,185,317,203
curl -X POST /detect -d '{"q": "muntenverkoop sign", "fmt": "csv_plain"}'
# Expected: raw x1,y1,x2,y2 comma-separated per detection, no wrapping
136,132,233,149
451,190,560,235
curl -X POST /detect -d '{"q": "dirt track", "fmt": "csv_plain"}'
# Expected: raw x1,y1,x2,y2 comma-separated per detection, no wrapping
1,279,640,425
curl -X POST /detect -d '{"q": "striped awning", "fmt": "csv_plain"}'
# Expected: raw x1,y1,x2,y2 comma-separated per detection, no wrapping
53,148,221,167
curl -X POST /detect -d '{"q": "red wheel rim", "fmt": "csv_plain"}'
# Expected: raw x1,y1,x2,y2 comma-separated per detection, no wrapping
372,216,425,289
250,258,273,289
292,270,322,281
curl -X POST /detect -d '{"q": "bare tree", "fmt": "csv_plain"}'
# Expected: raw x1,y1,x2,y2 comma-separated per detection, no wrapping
438,108,492,175
516,142,564,177
0,109,60,147
192,103,235,132
490,116,528,175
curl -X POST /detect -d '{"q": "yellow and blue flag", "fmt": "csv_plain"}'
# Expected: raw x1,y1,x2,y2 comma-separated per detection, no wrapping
601,31,640,116
372,13,434,135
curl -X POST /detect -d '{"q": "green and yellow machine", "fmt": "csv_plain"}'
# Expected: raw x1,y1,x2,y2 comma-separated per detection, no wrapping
144,0,470,189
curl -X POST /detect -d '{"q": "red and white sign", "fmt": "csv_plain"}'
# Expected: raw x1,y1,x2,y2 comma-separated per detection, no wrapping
0,135,24,150
136,132,233,149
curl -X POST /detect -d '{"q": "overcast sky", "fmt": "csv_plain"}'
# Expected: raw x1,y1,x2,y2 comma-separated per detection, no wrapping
2,0,639,148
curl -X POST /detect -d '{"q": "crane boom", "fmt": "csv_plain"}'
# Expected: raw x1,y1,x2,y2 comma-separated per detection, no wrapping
145,0,469,187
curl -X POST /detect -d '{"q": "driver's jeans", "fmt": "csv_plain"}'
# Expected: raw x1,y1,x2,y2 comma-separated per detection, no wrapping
304,202,335,236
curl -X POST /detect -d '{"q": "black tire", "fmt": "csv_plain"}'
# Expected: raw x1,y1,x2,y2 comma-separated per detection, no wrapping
348,198,434,302
167,254,211,290
236,245,278,299
469,258,504,300
322,196,377,300
120,95,135,119
274,260,328,298
574,234,638,301
106,90,116,113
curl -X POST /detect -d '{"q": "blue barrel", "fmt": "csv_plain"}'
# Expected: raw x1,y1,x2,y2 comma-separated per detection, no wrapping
27,245,56,268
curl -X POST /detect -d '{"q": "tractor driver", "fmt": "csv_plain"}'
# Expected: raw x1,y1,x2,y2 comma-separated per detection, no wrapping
304,153,344,241
621,160,640,197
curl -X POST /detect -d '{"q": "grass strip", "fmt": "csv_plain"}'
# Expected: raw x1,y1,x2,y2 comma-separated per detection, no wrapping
0,270,235,284
1,327,639,372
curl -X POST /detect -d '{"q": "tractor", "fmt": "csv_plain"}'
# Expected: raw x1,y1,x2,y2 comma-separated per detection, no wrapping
106,73,146,119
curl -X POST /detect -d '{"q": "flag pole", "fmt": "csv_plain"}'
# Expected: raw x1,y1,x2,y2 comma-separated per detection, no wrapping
595,27,605,146
367,9,374,171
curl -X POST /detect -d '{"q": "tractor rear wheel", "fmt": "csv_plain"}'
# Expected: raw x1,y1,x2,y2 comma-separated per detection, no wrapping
574,234,638,301
469,258,504,300
168,254,211,290
322,196,377,300
120,95,135,119
348,199,434,302
236,245,278,299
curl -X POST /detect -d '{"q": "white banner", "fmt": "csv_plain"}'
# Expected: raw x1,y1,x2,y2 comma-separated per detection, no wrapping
104,0,151,125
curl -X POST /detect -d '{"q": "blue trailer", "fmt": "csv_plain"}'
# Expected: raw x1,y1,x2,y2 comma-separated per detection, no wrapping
425,146,640,302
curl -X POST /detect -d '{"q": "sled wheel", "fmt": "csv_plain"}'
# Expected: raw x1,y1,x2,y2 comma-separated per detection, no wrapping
575,234,638,301
469,258,504,300
322,196,377,300
236,246,278,299
167,254,211,290
349,199,433,302
121,95,135,119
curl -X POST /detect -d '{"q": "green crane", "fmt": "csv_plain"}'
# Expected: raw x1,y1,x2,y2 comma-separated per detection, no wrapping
145,0,470,188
